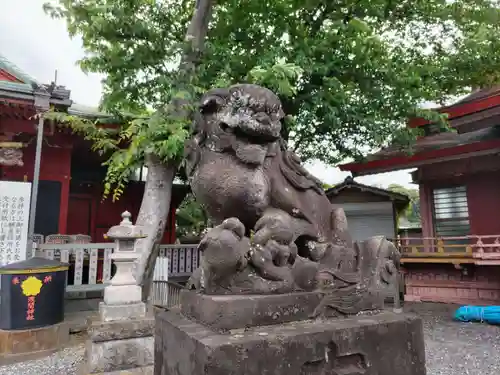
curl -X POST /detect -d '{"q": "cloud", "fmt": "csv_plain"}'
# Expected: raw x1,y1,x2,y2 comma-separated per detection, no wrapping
0,0,103,107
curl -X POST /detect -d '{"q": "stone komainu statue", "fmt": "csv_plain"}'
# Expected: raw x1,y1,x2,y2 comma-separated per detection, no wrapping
184,84,400,317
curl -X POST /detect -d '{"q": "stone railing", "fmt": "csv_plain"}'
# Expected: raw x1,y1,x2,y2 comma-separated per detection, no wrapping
36,243,114,293
151,280,184,309
36,242,200,294
158,244,200,279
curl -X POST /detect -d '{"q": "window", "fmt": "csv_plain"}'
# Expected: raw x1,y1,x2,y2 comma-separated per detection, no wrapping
432,186,470,237
432,186,470,252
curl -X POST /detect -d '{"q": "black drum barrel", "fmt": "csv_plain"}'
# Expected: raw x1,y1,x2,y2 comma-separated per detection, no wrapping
0,257,69,330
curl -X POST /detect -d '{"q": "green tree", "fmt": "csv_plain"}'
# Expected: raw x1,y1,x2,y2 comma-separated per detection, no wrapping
175,193,210,240
43,0,500,300
387,184,420,223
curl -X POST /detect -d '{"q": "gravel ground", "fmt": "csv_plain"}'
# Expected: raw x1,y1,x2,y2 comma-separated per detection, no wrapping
0,342,85,375
407,302,500,375
1,303,499,375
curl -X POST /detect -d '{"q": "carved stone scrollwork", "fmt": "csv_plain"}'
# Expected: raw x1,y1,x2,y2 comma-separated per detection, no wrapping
0,147,23,167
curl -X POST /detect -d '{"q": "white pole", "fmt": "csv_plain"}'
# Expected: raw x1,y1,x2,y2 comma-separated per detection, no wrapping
26,88,50,258
26,115,44,258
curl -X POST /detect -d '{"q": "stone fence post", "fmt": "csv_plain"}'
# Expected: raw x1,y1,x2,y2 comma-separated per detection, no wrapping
83,211,154,374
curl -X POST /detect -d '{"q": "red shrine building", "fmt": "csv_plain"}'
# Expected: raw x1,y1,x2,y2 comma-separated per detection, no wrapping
0,55,187,245
340,88,500,305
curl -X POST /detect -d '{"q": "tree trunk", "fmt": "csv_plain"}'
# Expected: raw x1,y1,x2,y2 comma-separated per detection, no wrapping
134,0,215,302
135,154,176,301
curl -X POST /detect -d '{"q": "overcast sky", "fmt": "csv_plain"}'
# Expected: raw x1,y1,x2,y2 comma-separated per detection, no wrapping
0,0,416,189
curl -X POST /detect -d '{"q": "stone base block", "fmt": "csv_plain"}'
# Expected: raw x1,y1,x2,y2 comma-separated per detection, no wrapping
155,310,426,375
99,302,146,322
84,317,154,374
0,323,69,365
104,284,142,305
180,290,324,331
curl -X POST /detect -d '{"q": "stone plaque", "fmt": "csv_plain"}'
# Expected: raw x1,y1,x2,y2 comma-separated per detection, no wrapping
0,181,32,266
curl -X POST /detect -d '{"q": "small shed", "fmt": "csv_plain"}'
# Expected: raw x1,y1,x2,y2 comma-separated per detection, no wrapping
325,177,410,242
398,218,422,238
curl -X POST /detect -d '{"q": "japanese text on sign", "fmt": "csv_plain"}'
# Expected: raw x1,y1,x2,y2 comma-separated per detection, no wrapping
0,181,31,266
26,296,35,321
13,275,52,321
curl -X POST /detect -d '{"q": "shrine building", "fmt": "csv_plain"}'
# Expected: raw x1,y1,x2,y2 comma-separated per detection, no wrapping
340,87,500,305
0,54,187,247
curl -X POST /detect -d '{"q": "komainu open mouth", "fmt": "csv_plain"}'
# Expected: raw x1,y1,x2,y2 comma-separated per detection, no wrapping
219,121,279,145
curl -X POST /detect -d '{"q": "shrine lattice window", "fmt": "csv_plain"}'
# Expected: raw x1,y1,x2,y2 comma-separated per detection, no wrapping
431,185,470,252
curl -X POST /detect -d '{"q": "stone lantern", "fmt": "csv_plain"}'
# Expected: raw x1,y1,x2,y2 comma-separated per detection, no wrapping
99,211,147,322
84,211,154,374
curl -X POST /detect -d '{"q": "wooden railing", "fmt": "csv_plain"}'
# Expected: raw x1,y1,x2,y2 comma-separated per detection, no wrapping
391,235,500,264
36,243,201,294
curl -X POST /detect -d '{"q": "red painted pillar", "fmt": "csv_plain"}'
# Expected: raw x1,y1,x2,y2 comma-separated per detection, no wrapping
169,206,177,243
58,176,70,234
419,183,434,252
56,145,72,235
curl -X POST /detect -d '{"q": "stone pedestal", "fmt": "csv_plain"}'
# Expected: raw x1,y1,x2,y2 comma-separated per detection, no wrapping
83,317,154,374
155,292,427,375
0,323,69,365
83,212,153,374
99,302,147,322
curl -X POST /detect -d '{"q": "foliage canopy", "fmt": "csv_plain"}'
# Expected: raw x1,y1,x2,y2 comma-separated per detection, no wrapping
175,193,210,239
44,0,500,199
387,183,420,223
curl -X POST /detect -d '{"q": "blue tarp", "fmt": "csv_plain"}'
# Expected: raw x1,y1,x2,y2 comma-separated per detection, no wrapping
454,305,500,325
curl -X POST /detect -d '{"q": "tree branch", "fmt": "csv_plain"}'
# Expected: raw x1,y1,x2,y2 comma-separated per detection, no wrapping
136,0,216,301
